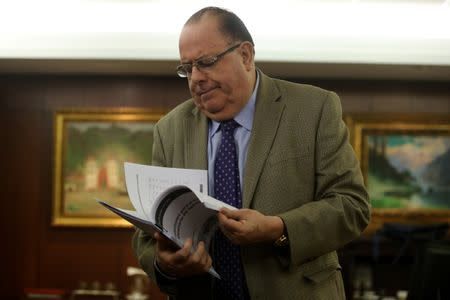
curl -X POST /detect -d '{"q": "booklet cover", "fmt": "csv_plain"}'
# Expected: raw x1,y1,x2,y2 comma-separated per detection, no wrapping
97,162,235,279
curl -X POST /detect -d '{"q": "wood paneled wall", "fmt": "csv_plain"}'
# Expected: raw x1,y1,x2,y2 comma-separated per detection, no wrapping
1,73,449,299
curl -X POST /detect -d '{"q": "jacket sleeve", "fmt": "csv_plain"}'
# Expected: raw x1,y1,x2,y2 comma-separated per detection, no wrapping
278,91,371,267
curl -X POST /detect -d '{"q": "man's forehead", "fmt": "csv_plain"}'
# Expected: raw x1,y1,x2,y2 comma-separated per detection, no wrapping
179,19,229,60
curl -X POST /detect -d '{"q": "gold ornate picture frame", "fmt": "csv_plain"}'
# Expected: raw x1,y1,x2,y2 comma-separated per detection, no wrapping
345,114,450,235
52,109,166,227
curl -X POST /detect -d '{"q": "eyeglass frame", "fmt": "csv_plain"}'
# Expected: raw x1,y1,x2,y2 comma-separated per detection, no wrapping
176,42,243,78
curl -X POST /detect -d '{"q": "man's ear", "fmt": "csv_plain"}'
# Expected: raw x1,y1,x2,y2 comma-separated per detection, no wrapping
239,42,255,70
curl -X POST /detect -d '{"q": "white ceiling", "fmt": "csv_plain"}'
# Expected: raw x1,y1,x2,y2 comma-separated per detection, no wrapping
1,0,449,79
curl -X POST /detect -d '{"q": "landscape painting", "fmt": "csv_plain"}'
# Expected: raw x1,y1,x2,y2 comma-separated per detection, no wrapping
366,134,450,210
346,114,450,234
52,110,166,227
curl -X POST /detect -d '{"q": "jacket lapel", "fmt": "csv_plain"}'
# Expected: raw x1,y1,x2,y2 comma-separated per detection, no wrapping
243,73,285,208
184,107,209,170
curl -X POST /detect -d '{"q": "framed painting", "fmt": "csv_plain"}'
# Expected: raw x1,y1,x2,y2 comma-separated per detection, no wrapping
52,109,166,227
345,114,450,234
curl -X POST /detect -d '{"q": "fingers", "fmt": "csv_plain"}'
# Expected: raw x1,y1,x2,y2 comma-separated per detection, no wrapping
218,209,249,235
219,209,242,225
220,207,243,220
218,208,267,245
155,237,212,277
191,241,212,272
172,238,193,264
155,237,191,273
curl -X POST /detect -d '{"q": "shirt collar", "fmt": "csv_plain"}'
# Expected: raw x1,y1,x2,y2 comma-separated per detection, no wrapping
210,71,260,135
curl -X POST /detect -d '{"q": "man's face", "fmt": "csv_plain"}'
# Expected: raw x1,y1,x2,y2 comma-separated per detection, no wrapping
178,16,254,121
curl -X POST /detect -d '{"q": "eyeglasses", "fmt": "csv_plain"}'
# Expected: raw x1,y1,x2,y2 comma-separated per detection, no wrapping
176,43,242,78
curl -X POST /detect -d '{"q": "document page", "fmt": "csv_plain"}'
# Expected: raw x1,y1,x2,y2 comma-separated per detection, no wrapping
152,186,218,248
124,162,208,222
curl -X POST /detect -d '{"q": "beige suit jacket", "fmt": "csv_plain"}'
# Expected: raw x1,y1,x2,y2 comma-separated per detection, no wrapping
133,71,370,299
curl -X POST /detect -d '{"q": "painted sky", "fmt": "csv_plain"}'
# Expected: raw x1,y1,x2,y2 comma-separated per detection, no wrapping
383,135,449,176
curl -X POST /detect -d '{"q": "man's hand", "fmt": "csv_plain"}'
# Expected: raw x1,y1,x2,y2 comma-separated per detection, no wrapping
154,232,212,278
218,208,284,245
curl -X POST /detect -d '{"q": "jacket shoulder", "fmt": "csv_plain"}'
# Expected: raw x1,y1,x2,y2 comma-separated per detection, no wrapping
272,78,332,100
157,99,196,127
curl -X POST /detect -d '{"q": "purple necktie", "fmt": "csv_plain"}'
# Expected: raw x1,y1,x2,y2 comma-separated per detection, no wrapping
213,119,248,300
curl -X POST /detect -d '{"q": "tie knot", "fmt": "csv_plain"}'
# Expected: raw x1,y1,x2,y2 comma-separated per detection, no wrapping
221,119,239,133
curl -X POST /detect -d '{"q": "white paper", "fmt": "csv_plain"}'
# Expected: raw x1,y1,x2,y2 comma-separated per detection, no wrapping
123,162,208,221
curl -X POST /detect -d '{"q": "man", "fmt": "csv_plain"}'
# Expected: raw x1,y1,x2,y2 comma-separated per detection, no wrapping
133,6,370,300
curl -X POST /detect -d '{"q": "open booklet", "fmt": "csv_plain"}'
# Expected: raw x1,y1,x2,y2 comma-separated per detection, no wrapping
96,162,236,279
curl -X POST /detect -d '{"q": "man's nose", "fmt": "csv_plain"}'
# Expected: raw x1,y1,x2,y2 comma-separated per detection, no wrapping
190,65,207,82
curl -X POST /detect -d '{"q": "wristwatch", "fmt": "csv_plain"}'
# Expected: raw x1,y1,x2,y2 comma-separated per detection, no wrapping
274,229,289,248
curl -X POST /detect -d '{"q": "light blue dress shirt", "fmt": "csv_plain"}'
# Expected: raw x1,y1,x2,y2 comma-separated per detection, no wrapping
207,73,260,199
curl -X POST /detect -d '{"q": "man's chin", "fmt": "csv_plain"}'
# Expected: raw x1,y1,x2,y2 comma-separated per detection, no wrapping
202,107,235,121
195,98,233,120
201,100,224,114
